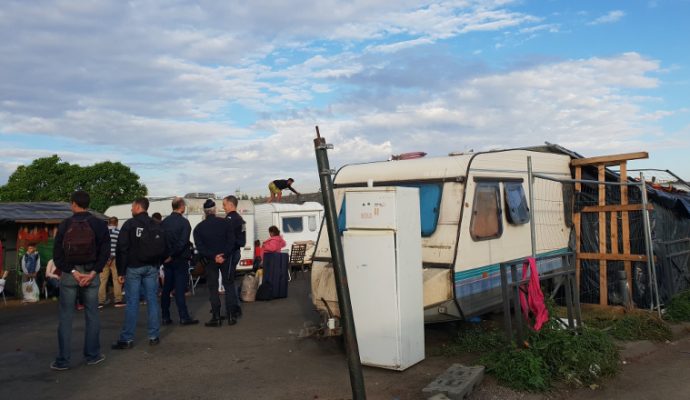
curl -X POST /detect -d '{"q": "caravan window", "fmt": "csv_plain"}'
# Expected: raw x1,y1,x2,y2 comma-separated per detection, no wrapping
308,215,317,231
470,182,503,241
504,182,530,225
282,217,303,233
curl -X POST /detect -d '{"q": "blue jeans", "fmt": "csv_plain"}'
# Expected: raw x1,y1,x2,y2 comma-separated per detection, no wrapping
55,267,100,367
119,266,160,342
161,260,192,321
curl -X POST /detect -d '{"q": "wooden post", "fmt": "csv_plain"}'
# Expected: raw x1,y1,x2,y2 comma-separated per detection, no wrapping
598,165,607,305
620,162,633,303
574,166,582,288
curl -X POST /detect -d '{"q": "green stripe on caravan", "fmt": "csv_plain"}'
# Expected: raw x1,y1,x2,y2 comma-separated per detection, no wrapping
453,248,570,282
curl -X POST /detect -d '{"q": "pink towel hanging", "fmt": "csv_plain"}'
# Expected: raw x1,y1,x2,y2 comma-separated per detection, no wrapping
519,257,549,331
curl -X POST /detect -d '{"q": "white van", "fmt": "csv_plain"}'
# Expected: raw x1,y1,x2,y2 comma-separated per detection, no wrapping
254,202,324,261
311,148,573,325
104,196,256,272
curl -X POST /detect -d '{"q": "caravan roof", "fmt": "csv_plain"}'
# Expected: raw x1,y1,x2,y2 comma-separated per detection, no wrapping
256,202,323,213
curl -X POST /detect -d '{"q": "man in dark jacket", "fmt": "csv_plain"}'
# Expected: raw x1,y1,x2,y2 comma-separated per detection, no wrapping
193,199,234,327
112,197,164,349
160,197,198,326
51,190,110,371
222,195,246,320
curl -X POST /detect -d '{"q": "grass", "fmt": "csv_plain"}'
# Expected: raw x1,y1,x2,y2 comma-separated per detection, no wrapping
584,310,672,342
665,290,690,322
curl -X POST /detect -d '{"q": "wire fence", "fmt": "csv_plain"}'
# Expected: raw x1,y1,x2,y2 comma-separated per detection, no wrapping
531,172,657,309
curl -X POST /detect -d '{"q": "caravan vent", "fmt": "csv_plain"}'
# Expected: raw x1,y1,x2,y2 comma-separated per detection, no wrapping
390,152,427,161
185,192,217,199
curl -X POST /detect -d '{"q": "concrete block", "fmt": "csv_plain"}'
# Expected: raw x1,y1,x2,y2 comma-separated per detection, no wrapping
422,364,485,400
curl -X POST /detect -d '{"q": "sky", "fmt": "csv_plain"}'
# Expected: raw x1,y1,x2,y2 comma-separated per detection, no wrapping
1,0,689,197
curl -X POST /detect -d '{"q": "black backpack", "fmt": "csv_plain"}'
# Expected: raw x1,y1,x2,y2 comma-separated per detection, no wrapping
63,218,97,264
134,218,166,263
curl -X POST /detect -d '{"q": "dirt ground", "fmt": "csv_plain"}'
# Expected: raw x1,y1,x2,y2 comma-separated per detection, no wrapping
1,275,689,400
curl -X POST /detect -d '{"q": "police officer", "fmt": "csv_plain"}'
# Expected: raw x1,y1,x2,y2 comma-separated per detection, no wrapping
193,199,234,327
222,195,246,321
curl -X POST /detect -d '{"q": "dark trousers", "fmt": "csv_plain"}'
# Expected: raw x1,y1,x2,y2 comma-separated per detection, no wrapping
161,260,192,321
207,250,241,317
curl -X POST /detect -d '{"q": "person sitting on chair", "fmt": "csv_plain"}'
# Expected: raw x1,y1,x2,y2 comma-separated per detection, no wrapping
262,226,286,253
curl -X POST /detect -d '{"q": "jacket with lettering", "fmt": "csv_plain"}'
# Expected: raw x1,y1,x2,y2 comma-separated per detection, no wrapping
116,212,157,275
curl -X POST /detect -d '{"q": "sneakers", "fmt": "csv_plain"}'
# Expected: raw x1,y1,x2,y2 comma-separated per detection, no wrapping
149,337,160,346
161,318,174,325
76,304,85,311
179,318,199,326
113,301,126,308
86,354,106,365
111,340,134,350
50,361,69,371
98,304,104,309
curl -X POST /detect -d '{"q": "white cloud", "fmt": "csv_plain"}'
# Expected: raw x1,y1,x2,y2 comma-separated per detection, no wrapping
588,10,626,25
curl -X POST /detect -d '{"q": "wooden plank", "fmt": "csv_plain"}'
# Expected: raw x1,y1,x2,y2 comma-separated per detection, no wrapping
579,204,653,213
620,162,633,304
577,252,648,262
598,165,607,306
570,151,649,167
574,166,582,289
611,211,619,256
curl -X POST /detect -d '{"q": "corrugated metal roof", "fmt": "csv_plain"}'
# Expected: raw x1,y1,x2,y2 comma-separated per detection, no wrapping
0,202,106,223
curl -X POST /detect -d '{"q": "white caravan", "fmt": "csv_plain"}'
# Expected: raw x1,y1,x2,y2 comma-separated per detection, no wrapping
104,196,256,272
254,202,324,262
311,148,573,325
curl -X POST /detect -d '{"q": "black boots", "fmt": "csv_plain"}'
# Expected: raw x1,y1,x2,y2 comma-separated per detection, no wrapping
205,312,223,327
226,314,237,326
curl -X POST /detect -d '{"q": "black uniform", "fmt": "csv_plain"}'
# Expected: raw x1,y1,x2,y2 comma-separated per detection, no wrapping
225,210,246,318
160,212,194,322
193,216,235,320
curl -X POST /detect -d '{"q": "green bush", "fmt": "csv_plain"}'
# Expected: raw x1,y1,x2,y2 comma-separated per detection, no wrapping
529,326,619,386
443,320,620,392
665,290,690,322
481,347,551,392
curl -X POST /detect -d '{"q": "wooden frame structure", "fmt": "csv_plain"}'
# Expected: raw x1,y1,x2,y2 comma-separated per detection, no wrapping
572,152,651,306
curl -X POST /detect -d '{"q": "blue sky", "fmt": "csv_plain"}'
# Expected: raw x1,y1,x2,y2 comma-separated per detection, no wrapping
1,0,689,196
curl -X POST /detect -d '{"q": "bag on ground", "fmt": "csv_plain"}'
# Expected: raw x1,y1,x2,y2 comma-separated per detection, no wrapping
240,273,259,302
255,281,273,301
22,279,39,302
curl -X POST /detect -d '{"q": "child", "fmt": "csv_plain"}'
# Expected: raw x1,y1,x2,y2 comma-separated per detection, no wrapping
262,226,286,253
252,239,263,272
21,244,41,279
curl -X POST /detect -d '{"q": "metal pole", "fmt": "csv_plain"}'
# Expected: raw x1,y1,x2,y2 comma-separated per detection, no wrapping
527,156,537,259
639,173,662,317
313,126,367,399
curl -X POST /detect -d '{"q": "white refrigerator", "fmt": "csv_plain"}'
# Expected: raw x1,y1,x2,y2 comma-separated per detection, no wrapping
343,186,425,371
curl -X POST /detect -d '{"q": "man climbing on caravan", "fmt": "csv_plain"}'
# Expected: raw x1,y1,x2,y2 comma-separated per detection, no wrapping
268,178,300,203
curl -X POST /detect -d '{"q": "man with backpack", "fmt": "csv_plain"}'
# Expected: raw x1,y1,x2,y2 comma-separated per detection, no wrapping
112,197,166,349
51,190,110,371
160,197,198,326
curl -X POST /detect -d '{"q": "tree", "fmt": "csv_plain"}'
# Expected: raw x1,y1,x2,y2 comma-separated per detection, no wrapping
0,155,147,212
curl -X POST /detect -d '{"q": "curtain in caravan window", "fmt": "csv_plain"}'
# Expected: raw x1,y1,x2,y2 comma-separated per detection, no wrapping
308,215,317,231
470,182,502,241
504,182,530,225
399,183,442,237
